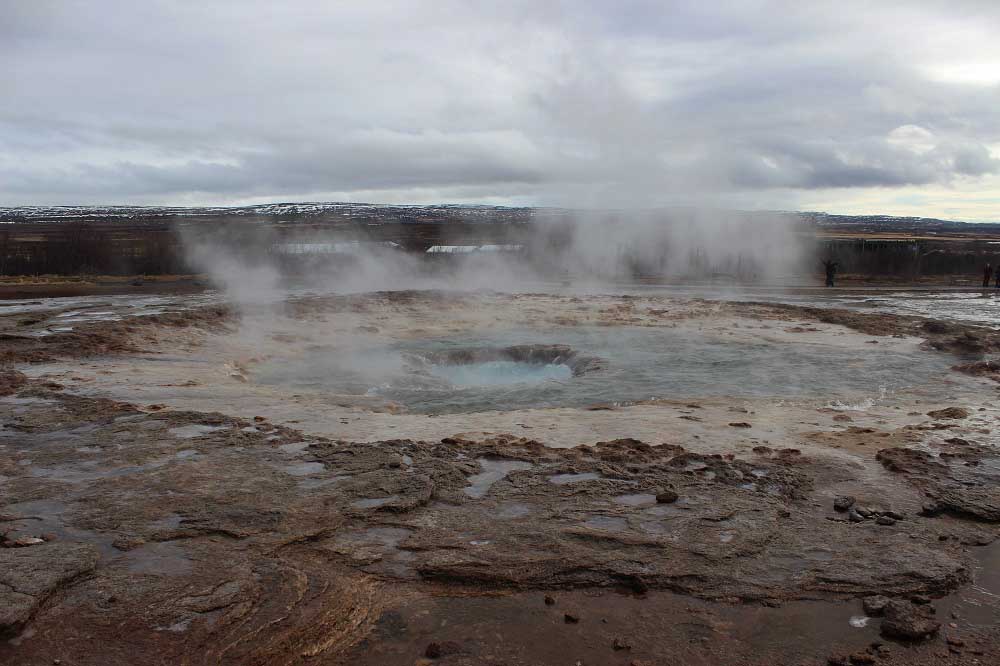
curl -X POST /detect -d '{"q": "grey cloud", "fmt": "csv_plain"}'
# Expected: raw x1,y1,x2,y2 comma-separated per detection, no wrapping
3,1,1000,206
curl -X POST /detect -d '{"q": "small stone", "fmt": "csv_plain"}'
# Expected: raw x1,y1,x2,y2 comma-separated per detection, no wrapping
728,422,752,428
880,600,940,640
926,407,969,420
655,490,678,504
876,516,896,526
920,502,942,517
564,613,580,624
884,510,905,521
833,496,856,512
544,595,555,606
862,595,890,617
612,637,632,651
849,652,875,665
848,509,865,523
911,594,931,605
827,656,849,666
854,506,873,518
630,576,649,594
424,641,460,659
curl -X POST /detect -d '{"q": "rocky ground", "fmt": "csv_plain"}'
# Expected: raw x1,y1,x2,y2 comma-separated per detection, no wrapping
1,290,999,665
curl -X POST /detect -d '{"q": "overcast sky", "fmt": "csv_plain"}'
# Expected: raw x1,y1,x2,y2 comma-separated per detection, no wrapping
4,1,1000,219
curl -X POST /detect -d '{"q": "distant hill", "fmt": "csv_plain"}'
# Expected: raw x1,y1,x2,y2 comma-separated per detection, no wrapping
1,202,998,236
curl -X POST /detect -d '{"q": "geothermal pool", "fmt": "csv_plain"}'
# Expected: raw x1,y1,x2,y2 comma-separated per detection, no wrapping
4,286,1000,666
254,326,955,414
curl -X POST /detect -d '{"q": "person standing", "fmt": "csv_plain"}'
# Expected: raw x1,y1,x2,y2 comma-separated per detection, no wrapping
822,259,838,287
984,263,994,288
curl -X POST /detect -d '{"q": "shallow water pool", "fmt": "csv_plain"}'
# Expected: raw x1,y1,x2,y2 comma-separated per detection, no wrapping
430,361,572,387
254,326,957,414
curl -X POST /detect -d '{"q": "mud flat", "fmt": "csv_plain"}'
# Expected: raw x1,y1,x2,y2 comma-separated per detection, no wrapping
2,289,1000,665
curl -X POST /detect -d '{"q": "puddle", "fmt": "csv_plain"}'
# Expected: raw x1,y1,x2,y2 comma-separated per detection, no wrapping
27,459,167,483
612,493,657,507
335,527,411,548
168,424,229,439
495,502,532,519
278,441,310,454
2,499,119,561
583,516,628,531
332,527,416,577
353,495,400,509
464,459,534,498
343,585,883,665
298,474,349,490
549,472,603,485
639,520,674,535
940,541,1000,627
283,462,326,476
120,541,193,575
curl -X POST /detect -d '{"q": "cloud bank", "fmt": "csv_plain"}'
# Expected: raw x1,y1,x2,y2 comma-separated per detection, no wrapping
3,1,1000,218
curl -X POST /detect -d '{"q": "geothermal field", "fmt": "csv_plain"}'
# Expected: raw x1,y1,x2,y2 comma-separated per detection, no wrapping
2,224,1000,666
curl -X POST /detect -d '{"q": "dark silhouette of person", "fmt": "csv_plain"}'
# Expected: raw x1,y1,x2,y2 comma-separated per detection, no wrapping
822,259,838,287
985,263,994,288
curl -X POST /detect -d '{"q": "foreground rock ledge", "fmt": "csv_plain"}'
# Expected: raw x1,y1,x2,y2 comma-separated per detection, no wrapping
1,386,996,664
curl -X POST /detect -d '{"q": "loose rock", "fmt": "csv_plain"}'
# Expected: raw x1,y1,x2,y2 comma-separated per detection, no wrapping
833,496,856,512
862,595,890,617
926,407,969,420
655,490,678,504
880,600,940,640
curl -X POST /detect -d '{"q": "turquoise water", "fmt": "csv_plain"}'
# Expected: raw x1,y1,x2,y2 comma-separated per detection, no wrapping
429,361,572,387
255,326,956,414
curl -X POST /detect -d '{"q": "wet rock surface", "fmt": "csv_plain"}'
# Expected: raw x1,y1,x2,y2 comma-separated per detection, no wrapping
878,441,1000,522
2,290,1000,664
0,384,994,664
880,599,941,640
0,543,98,638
